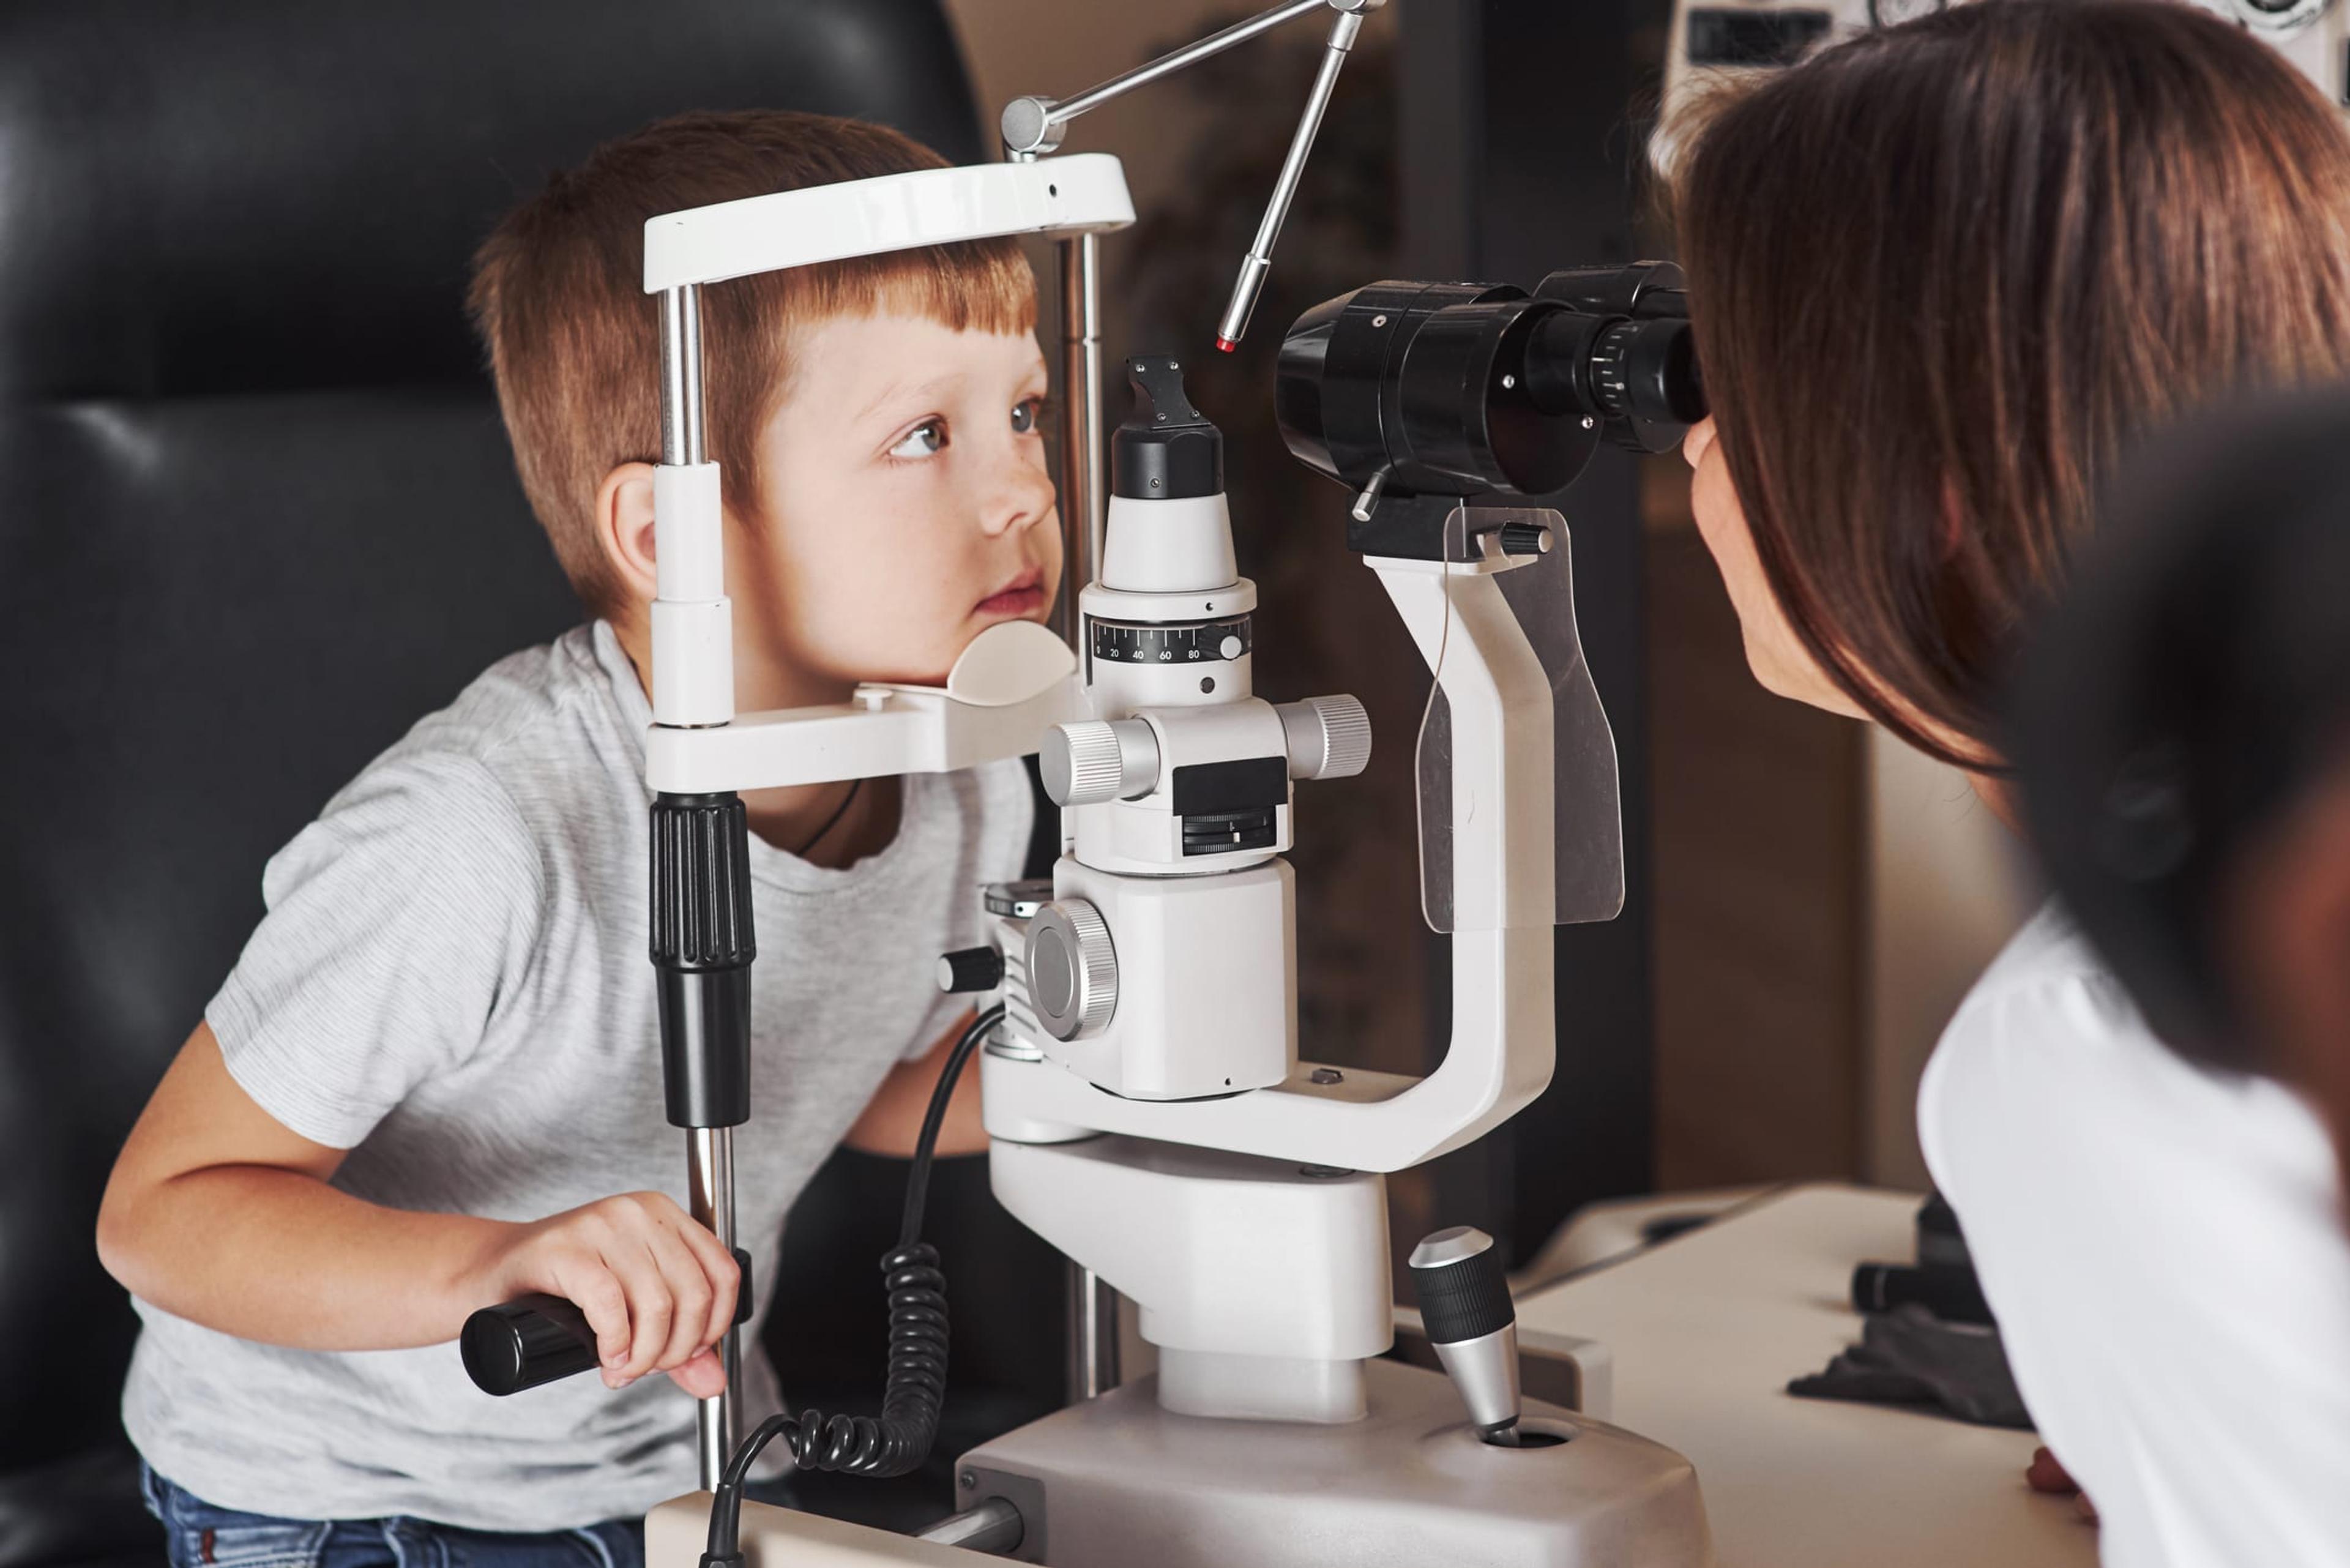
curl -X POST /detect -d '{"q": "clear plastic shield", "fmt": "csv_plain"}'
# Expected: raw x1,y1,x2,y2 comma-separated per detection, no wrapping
1416,510,1625,933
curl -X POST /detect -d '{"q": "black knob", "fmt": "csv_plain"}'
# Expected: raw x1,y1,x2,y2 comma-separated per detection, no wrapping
1113,355,1224,501
461,1294,599,1396
461,1247,756,1397
1411,1226,1515,1345
649,791,756,1131
938,947,1006,994
731,1245,755,1326
458,1250,752,1401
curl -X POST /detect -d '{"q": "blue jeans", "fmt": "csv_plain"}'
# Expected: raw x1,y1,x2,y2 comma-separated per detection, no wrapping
140,1466,644,1568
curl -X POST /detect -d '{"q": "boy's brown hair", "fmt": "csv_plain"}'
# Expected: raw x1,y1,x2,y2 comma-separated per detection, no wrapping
1670,0,2350,767
471,110,1037,617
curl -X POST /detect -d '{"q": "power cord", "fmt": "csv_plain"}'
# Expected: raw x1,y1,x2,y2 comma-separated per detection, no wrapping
698,1001,1006,1568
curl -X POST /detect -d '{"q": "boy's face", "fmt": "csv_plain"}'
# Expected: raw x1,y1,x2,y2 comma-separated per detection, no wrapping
731,313,1061,692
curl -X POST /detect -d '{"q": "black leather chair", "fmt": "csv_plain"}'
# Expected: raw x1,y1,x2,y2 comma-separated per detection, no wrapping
0,6,1048,1561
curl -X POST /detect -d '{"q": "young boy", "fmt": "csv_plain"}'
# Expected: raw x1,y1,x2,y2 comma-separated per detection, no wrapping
95,110,1060,1558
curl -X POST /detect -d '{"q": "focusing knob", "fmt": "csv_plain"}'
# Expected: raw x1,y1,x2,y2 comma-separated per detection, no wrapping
1408,1225,1524,1442
1042,719,1162,806
1409,1226,1515,1344
938,947,1005,994
1587,319,1637,419
1498,523,1553,557
1025,900,1118,1040
1276,696,1373,782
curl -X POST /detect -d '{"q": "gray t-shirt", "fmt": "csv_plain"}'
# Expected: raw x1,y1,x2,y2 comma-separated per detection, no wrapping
121,621,1032,1531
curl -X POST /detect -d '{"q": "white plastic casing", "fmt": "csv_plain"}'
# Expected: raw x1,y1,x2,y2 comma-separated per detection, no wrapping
650,463,733,726
1081,579,1258,715
644,678,1084,793
1069,698,1292,876
641,154,1135,293
1099,492,1238,594
644,621,1081,793
988,1135,1392,1423
983,550,1559,1174
652,463,724,599
1041,854,1294,1100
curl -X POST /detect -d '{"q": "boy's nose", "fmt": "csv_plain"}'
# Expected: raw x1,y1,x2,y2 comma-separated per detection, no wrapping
980,455,1058,538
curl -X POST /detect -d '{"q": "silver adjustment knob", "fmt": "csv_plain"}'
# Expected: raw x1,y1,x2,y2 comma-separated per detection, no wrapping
999,95,1065,157
1408,1225,1523,1444
1024,900,1118,1040
1041,719,1162,806
1276,695,1373,781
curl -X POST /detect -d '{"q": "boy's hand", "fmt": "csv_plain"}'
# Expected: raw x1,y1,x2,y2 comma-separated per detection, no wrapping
482,1192,740,1397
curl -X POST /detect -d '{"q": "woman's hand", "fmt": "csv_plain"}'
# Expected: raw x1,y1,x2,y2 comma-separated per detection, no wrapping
471,1192,740,1396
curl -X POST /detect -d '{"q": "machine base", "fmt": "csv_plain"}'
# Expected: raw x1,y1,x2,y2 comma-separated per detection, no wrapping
955,1358,1714,1568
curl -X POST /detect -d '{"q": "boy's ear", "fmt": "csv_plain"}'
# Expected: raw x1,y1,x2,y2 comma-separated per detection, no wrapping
595,461,660,607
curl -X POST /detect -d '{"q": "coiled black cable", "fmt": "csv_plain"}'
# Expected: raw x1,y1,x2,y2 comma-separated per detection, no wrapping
762,1239,947,1474
699,1002,1004,1568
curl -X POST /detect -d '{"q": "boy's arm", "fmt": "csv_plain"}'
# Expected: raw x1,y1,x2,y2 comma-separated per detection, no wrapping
98,1021,738,1396
842,1009,988,1159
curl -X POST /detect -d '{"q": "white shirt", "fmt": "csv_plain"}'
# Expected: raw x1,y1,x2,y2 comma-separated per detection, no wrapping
1919,902,2350,1568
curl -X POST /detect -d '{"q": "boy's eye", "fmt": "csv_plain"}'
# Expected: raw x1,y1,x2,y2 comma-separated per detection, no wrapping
889,420,947,460
1011,397,1045,436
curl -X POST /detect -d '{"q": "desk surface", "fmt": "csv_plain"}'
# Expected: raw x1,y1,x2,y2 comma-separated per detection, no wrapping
1515,1182,2096,1568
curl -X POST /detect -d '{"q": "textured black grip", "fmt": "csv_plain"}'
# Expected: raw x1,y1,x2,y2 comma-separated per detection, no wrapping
461,1250,755,1395
938,947,1005,994
461,1294,599,1395
1411,1233,1515,1345
650,791,756,1129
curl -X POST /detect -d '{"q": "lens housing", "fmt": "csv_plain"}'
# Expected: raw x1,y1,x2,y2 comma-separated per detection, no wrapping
1277,261,1706,506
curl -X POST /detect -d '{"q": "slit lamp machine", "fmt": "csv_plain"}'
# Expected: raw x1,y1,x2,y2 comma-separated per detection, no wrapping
458,2,1717,1562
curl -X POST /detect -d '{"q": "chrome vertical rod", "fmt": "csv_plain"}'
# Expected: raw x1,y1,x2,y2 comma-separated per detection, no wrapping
660,285,707,468
1056,234,1106,638
1064,1263,1121,1402
663,282,733,1491
689,1126,739,1491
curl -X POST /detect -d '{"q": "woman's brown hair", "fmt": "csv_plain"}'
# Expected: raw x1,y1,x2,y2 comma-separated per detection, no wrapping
1673,0,2350,767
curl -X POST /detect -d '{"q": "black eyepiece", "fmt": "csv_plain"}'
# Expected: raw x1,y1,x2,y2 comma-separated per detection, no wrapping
1275,261,1706,508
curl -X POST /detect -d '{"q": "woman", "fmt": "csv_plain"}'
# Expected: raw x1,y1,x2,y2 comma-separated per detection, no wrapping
1671,3,2350,1564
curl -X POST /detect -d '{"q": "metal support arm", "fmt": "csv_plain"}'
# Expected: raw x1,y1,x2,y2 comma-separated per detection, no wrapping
1001,0,1385,352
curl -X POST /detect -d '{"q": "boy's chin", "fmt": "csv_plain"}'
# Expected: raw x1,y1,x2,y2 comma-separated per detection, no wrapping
839,609,1058,691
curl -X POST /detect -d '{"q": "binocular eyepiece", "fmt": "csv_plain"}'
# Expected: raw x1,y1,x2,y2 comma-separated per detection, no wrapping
1276,261,1706,508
